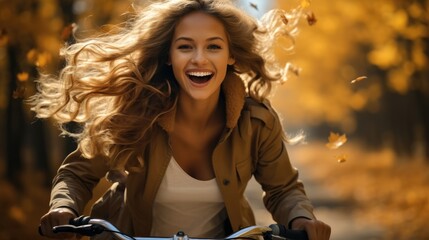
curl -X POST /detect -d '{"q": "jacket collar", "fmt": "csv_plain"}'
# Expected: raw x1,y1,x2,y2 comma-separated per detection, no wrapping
157,73,246,132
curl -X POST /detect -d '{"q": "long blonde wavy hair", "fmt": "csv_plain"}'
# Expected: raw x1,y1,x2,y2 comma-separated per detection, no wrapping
30,0,303,170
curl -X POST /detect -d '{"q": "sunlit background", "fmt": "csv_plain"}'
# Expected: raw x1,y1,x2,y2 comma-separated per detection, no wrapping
0,0,428,239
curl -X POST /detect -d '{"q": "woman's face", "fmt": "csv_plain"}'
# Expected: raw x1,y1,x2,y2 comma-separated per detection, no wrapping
169,11,235,102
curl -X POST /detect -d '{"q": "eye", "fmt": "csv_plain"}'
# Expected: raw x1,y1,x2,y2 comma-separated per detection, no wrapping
207,44,222,50
178,44,192,50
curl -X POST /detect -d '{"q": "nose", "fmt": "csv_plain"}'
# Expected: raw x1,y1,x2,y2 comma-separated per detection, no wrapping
191,49,208,65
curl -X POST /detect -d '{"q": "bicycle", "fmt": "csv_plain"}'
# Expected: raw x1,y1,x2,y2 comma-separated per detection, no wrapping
39,215,309,240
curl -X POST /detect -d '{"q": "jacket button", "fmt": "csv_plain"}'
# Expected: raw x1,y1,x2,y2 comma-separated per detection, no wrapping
223,179,230,185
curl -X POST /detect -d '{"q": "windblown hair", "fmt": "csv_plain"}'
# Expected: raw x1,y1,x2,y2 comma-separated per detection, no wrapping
30,0,303,170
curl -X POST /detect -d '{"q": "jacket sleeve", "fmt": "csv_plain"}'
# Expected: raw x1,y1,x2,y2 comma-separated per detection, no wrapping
49,149,109,215
251,102,316,227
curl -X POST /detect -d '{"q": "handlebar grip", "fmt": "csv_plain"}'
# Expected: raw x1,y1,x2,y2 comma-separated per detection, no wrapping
53,224,104,236
269,224,308,240
38,215,90,236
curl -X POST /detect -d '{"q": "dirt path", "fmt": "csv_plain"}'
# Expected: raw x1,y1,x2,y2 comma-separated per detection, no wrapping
244,143,386,240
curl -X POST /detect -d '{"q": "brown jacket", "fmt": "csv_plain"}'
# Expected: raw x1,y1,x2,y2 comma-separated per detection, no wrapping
49,74,315,237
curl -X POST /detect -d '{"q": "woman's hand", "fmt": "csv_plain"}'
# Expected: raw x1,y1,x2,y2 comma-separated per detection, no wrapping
39,207,77,239
291,217,331,240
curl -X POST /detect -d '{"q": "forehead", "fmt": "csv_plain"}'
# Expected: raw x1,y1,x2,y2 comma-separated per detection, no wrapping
173,11,228,39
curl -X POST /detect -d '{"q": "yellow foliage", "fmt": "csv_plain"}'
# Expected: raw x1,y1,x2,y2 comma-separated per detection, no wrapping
412,40,428,69
388,9,408,31
9,206,26,224
387,63,415,94
17,72,29,82
368,41,401,69
300,0,311,8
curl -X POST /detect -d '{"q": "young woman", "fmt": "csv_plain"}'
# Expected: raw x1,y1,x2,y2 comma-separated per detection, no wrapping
34,0,330,239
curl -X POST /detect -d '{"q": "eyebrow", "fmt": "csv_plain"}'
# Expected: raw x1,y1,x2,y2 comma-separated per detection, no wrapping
174,36,225,43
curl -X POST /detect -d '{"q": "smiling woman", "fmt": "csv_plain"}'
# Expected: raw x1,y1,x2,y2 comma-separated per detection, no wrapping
30,0,330,239
169,11,235,103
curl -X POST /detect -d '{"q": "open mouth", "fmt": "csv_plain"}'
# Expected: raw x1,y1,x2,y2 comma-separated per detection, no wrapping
187,72,214,84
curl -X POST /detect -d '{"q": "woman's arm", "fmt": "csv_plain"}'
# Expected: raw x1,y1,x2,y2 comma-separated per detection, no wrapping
40,149,109,238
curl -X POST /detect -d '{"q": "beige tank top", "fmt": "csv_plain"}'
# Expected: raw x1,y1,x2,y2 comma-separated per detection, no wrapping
150,157,227,238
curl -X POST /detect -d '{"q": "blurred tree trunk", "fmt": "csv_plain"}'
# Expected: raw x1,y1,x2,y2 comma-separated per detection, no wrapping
5,45,25,187
58,0,79,157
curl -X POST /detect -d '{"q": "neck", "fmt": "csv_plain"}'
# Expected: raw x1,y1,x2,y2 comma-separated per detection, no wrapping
176,92,224,130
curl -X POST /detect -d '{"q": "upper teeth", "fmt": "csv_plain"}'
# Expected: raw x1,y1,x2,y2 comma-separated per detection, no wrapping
188,72,212,77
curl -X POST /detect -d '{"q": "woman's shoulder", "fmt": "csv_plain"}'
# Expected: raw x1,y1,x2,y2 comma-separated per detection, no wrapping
243,97,280,130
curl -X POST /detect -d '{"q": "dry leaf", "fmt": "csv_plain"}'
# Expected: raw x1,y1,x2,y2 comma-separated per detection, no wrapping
287,132,306,145
351,76,368,84
250,2,258,10
326,132,347,149
336,154,347,163
61,23,77,42
287,63,301,77
281,14,289,25
305,11,317,26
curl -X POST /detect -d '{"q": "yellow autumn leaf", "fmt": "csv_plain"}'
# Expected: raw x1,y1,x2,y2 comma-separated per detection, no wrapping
326,132,347,149
351,76,367,84
336,154,347,163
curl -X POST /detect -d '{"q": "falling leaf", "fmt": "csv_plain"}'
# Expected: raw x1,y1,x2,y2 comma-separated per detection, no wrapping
250,2,258,10
326,132,347,149
286,63,301,77
305,11,317,26
336,154,347,163
61,23,77,42
17,72,29,82
351,76,368,84
287,131,306,145
281,14,289,25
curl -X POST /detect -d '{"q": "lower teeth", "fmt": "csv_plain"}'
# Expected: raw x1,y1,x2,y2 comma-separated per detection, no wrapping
190,75,211,83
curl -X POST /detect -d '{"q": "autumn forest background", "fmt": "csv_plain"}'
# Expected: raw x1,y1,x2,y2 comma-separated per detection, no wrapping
0,0,428,239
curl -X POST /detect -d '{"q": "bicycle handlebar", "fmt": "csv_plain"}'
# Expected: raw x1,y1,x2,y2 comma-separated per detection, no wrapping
41,215,308,240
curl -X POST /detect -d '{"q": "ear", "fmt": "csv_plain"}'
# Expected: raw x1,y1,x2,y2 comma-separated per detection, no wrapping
227,55,235,65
